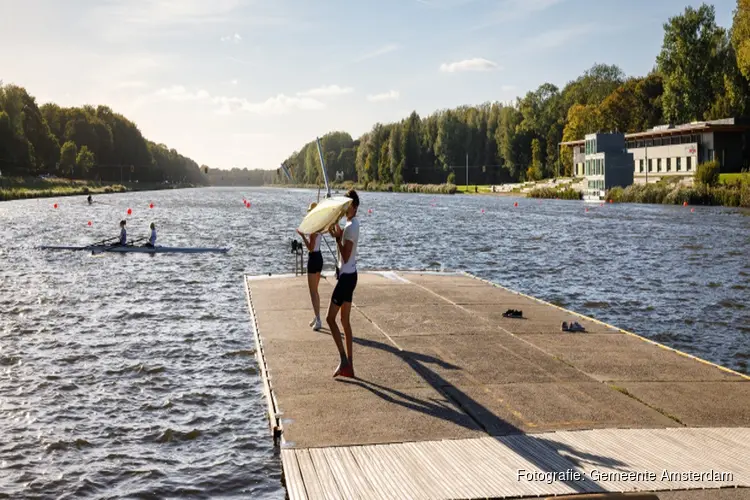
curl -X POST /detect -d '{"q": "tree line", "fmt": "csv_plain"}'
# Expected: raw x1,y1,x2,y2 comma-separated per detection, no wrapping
0,84,209,185
274,2,750,187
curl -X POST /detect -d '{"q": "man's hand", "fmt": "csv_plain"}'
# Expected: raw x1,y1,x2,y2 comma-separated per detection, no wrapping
330,224,343,240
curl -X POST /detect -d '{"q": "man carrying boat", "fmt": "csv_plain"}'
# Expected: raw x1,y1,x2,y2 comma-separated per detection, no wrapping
326,189,360,378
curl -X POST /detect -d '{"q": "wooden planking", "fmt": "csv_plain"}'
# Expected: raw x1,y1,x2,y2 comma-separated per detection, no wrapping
281,450,309,500
286,429,750,499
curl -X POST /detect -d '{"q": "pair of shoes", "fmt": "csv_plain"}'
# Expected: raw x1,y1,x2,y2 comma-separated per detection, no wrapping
312,318,322,331
562,321,586,332
503,309,523,318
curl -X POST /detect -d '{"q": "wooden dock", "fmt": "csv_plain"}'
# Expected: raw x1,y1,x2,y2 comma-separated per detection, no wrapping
244,271,750,500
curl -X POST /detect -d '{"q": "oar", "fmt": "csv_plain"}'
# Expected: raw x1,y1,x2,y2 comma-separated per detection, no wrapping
86,236,119,248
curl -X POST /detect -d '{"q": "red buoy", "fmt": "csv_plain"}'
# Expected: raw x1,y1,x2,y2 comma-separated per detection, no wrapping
609,199,613,203
368,209,372,214
514,202,518,207
149,203,154,209
585,208,589,212
683,201,688,207
88,221,92,226
53,203,58,209
691,208,695,213
127,208,132,215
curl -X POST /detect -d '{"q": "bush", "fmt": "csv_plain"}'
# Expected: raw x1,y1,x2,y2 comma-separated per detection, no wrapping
447,172,456,184
527,187,581,200
695,160,720,187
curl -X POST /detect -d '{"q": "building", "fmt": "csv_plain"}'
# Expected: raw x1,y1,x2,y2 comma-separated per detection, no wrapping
562,117,750,186
580,133,634,201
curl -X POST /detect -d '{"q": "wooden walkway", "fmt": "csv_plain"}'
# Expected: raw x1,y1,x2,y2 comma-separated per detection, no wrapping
244,271,750,499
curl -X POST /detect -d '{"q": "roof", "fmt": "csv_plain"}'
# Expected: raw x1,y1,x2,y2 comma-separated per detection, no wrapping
559,118,750,147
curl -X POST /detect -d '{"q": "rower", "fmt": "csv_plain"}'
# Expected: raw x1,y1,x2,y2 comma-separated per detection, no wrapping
145,222,157,247
87,195,92,205
115,220,127,246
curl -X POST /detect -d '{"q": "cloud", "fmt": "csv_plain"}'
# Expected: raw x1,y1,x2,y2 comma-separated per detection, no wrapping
354,43,400,62
296,85,354,97
439,58,499,73
230,79,239,85
472,0,565,29
153,84,326,115
221,33,242,43
155,85,211,101
366,90,400,102
231,132,274,141
213,94,325,115
501,85,516,91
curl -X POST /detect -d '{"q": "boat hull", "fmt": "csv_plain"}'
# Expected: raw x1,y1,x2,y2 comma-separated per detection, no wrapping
40,245,229,254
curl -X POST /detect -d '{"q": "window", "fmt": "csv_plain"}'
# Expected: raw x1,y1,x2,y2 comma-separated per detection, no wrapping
648,159,653,172
676,157,681,171
666,158,671,172
657,158,662,172
687,157,692,171
639,159,644,173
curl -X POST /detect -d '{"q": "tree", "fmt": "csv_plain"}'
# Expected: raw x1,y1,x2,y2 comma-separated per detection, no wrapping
76,145,95,174
528,138,543,181
657,4,727,123
732,0,750,81
60,141,77,177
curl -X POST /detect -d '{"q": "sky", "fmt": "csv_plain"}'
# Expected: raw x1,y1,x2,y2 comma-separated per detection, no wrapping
0,0,739,170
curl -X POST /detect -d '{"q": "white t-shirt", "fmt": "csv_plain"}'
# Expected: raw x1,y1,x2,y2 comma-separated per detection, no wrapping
338,217,359,275
311,232,321,252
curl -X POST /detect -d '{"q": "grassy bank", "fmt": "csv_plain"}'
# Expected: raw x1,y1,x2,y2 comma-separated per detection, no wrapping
527,186,583,200
0,176,199,202
607,182,750,207
270,181,458,195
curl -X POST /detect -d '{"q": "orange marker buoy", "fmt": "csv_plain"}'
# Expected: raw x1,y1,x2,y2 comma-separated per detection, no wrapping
609,199,613,203
127,208,132,215
683,201,688,207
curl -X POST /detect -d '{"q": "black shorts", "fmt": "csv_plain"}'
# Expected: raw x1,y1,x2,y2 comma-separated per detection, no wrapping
307,251,323,274
331,272,357,306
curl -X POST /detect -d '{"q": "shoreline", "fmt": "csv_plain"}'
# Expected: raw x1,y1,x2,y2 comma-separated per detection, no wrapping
0,177,202,202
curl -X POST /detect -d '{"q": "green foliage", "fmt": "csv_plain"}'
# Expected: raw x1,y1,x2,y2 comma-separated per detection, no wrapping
732,0,750,81
0,82,207,185
76,145,95,173
604,181,748,207
695,160,721,186
657,4,731,122
60,141,77,175
447,171,456,184
527,187,582,200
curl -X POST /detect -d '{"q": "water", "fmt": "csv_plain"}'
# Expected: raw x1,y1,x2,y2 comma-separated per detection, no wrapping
0,187,748,498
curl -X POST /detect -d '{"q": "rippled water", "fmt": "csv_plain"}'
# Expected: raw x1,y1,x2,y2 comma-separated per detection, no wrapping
1,187,748,498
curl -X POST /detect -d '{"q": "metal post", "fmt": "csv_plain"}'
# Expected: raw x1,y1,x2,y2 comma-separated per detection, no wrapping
466,153,468,188
645,143,648,184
